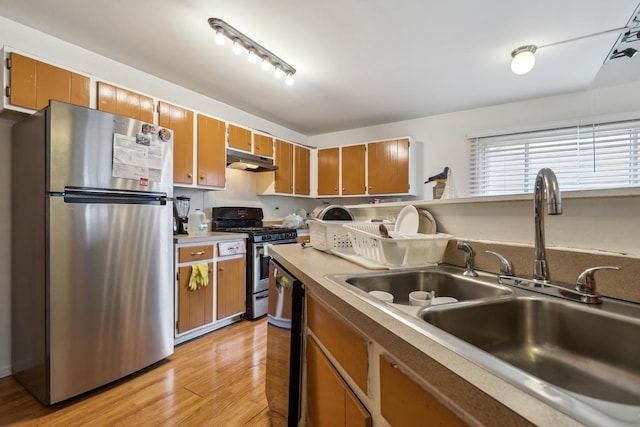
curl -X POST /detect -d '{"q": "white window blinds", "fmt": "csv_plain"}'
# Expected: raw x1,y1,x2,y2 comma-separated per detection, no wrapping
469,119,640,196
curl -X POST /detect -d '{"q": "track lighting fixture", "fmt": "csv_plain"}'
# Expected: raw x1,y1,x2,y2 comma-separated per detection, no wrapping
208,17,296,86
509,25,633,75
610,47,639,59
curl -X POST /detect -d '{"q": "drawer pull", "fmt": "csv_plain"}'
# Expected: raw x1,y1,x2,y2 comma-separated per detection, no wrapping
190,250,206,256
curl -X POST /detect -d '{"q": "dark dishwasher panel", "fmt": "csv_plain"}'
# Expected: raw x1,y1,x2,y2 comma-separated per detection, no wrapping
265,260,304,427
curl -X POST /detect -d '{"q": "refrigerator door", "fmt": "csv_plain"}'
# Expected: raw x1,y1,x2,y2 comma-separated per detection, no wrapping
47,195,174,403
47,101,173,196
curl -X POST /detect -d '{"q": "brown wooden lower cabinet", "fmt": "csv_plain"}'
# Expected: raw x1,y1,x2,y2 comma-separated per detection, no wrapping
177,263,214,334
380,353,467,427
306,295,369,394
306,336,371,427
216,257,246,320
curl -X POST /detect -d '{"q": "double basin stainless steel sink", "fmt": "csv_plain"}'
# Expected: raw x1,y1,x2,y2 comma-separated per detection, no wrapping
327,265,640,425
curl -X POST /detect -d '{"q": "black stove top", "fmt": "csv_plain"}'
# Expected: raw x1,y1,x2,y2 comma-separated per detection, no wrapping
211,207,298,243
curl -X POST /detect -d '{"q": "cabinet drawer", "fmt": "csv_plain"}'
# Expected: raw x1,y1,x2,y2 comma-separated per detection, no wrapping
307,295,369,394
178,245,214,263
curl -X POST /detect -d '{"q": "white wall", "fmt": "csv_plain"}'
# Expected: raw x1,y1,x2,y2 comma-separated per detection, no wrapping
309,82,640,198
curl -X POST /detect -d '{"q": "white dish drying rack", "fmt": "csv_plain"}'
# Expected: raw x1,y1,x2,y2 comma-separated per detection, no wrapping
308,219,452,269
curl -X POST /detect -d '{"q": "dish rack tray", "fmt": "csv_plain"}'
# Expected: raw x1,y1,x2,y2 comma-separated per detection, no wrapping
343,223,452,267
308,219,356,252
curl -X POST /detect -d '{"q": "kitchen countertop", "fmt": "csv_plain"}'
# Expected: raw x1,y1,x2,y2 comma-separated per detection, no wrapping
173,232,248,244
268,243,586,427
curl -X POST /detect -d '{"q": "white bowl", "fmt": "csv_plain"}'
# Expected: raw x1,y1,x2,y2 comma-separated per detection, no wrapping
369,290,394,303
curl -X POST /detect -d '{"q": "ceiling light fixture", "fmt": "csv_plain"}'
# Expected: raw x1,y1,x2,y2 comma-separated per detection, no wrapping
208,17,296,86
510,45,537,75
509,25,632,75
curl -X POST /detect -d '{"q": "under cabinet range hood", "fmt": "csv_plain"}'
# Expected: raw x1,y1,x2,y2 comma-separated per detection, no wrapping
226,148,278,172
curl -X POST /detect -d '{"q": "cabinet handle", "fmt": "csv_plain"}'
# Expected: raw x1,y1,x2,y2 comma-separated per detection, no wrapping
200,175,204,180
187,172,193,179
191,251,205,256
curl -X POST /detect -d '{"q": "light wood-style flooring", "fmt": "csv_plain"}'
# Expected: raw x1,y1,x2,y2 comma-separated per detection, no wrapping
0,319,271,426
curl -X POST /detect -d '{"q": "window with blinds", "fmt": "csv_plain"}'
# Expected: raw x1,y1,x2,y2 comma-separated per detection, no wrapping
469,119,640,196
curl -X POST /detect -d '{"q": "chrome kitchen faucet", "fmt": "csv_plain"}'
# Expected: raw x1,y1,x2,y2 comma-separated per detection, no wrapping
533,168,562,282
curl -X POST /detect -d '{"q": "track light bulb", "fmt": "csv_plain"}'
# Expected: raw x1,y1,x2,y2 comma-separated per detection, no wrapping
285,73,294,86
261,58,272,71
274,67,284,79
248,49,258,64
510,45,537,75
215,30,226,46
232,40,243,55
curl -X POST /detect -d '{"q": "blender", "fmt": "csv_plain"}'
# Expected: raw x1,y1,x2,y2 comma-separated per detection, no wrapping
173,196,190,234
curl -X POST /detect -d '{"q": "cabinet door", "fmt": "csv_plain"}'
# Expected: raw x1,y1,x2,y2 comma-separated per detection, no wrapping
159,101,194,185
295,145,310,195
307,295,368,394
177,263,214,334
274,139,294,194
367,139,410,194
341,144,366,195
228,124,252,152
306,337,371,427
8,52,90,110
197,114,226,187
254,133,274,157
97,81,154,122
317,147,340,196
379,354,466,427
216,257,246,320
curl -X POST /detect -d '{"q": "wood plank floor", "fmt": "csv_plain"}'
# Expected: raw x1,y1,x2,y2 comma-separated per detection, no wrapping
0,319,272,426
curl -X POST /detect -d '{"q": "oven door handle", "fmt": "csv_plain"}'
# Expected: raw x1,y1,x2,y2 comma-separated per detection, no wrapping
257,244,272,259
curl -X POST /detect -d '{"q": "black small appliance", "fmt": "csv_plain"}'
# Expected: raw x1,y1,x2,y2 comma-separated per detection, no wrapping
173,196,190,234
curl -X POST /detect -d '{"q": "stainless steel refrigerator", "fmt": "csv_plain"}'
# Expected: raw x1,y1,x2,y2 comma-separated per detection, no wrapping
11,101,174,405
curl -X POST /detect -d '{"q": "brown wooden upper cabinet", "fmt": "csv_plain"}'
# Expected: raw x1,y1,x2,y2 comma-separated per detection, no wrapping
317,147,340,196
295,145,311,195
368,138,410,195
274,139,294,194
158,101,194,185
197,114,226,188
228,124,252,152
97,81,154,123
6,52,90,111
253,133,274,157
341,144,366,195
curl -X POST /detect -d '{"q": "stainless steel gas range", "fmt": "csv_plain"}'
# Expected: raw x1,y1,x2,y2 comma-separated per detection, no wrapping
211,207,298,319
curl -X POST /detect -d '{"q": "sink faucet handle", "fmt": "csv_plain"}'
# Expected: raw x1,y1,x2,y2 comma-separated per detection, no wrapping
575,266,621,294
456,241,478,277
485,250,515,276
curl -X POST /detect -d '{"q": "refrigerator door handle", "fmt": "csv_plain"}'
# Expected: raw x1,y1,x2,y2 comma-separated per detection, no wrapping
62,187,168,205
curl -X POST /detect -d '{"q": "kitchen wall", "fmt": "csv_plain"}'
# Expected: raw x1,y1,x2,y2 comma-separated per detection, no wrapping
309,81,640,198
0,118,11,377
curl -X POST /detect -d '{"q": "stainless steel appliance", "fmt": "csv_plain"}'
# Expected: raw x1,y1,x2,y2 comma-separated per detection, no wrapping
266,259,304,427
173,195,190,234
11,101,174,405
211,207,297,319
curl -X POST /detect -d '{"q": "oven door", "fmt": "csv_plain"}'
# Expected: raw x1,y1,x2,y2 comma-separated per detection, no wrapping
255,240,297,294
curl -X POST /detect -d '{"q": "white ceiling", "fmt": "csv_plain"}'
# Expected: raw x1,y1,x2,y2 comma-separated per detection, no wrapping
0,0,639,135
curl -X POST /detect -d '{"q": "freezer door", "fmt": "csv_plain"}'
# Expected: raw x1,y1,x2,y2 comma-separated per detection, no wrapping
47,101,173,195
47,196,174,403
